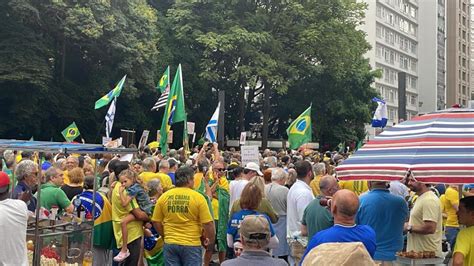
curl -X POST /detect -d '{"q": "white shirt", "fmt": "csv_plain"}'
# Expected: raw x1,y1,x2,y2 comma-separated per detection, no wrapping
389,181,409,199
0,199,28,266
287,179,314,245
229,179,249,209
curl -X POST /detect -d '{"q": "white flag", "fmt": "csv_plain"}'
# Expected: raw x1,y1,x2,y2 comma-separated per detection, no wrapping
105,98,116,138
205,103,220,143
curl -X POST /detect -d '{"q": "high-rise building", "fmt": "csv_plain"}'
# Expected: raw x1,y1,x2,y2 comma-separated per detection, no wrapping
470,1,474,103
361,0,419,125
418,0,446,113
446,0,471,107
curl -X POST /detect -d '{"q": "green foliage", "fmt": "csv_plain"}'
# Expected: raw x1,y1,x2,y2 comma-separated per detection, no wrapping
0,0,377,149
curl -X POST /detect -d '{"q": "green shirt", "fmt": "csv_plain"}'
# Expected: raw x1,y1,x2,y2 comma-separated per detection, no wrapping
302,196,333,241
39,183,71,212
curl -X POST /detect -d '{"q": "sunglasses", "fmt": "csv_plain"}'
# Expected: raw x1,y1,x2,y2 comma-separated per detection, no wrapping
214,168,225,172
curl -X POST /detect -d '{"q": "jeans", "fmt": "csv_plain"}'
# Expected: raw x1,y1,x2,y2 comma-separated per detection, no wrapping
163,244,202,266
445,226,460,250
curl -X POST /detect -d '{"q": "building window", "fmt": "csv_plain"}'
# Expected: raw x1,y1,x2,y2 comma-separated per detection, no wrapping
411,95,416,106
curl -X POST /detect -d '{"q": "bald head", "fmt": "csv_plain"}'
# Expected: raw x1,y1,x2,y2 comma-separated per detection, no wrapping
332,189,359,219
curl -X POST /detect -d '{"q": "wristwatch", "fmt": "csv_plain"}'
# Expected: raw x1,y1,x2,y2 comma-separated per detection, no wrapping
407,225,413,233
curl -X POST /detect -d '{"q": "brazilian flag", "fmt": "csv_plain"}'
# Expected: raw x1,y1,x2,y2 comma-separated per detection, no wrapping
61,122,80,142
286,105,312,150
94,75,127,109
156,66,170,93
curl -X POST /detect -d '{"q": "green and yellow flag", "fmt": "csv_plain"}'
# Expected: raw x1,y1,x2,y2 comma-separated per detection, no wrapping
61,122,80,142
156,66,170,93
159,64,187,155
94,75,127,109
286,105,312,150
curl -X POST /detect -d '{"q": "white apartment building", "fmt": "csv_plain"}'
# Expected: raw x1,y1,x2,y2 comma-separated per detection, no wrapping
418,0,446,113
361,0,419,125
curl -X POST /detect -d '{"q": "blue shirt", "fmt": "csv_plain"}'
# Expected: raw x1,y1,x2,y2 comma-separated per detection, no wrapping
168,172,176,185
356,189,408,261
227,209,275,245
302,224,376,263
12,181,37,212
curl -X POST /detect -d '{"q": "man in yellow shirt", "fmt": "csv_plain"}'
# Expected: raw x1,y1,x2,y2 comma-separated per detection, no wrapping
139,158,173,191
111,170,148,265
453,196,474,266
404,178,443,257
309,163,326,196
444,185,460,249
152,166,215,265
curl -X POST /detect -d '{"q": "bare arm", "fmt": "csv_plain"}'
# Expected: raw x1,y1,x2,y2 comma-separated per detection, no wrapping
153,221,164,238
131,208,149,222
301,224,308,237
196,142,209,163
119,187,133,207
405,221,437,235
65,204,74,214
212,143,222,162
202,221,216,245
452,252,464,266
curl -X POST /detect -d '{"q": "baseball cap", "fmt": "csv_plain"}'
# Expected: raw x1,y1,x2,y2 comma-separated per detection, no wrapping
244,162,263,176
0,171,10,193
239,215,271,247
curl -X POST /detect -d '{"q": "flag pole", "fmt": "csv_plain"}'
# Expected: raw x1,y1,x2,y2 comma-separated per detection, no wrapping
94,97,117,144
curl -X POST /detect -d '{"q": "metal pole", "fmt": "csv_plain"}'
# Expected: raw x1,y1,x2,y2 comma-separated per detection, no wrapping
89,154,100,259
218,90,225,148
33,153,43,266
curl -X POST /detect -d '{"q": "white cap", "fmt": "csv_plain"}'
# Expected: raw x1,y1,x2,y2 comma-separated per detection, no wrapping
244,162,263,176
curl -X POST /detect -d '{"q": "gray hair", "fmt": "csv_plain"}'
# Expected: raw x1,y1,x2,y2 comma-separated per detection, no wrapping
15,160,38,182
54,158,65,170
147,179,162,195
271,168,288,181
3,150,15,168
159,159,170,170
142,157,156,172
313,163,326,176
286,168,297,186
44,167,60,182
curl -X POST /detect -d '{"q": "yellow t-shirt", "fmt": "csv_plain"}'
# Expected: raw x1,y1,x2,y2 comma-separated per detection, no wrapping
111,185,143,248
139,171,174,191
453,226,474,266
63,170,70,185
310,175,323,196
151,187,213,246
407,191,443,257
444,187,459,227
440,194,447,226
193,172,204,190
338,180,369,196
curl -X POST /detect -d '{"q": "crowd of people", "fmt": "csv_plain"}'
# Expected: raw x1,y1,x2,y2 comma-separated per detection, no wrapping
0,143,473,266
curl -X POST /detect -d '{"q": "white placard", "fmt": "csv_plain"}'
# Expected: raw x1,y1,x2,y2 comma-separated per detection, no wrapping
239,132,247,145
156,130,173,144
138,130,150,150
240,145,259,167
187,122,195,134
120,154,133,162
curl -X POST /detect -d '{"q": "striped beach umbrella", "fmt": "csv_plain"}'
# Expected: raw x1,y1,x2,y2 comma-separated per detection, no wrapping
336,108,474,184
